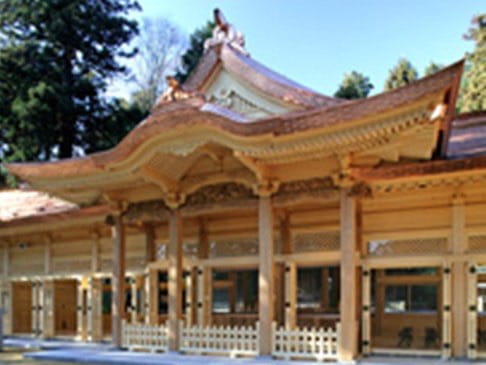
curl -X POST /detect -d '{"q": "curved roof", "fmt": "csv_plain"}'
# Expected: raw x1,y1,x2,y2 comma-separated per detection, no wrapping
6,59,464,181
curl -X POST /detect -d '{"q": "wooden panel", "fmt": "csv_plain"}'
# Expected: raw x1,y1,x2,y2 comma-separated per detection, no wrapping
54,279,77,335
12,282,32,334
10,244,44,276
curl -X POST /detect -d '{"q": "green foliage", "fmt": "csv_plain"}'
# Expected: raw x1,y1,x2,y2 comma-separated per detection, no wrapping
384,58,419,90
175,21,215,83
0,0,141,180
457,14,486,113
334,71,374,100
424,62,443,76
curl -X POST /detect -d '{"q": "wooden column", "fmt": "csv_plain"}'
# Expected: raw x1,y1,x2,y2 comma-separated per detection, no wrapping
77,277,88,340
110,214,126,348
1,281,13,335
361,266,371,356
91,234,101,273
147,268,159,324
31,282,40,336
451,196,467,358
87,277,103,341
467,263,478,359
284,262,297,329
145,224,157,264
3,244,9,278
339,189,359,362
44,237,52,275
442,264,452,359
41,280,55,338
167,210,183,351
258,195,275,356
197,220,211,326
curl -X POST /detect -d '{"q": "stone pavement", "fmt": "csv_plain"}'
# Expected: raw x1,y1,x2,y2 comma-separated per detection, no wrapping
5,337,477,365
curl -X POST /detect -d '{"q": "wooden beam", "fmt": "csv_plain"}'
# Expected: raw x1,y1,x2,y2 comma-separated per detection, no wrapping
167,210,183,351
258,196,275,356
110,214,126,348
339,189,359,362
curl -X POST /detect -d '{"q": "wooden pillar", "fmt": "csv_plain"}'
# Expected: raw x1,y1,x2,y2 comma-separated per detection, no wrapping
1,281,13,335
147,268,159,325
145,224,157,264
91,234,101,273
284,262,297,329
185,270,196,326
467,263,478,359
110,214,126,348
361,266,371,356
31,282,39,336
339,189,359,362
451,196,467,358
3,244,9,278
77,277,88,340
442,264,452,359
197,220,211,326
87,277,103,341
41,280,55,338
44,238,52,275
258,195,275,356
167,210,183,351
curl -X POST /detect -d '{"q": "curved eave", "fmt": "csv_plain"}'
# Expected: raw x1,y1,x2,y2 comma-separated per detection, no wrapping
6,60,464,183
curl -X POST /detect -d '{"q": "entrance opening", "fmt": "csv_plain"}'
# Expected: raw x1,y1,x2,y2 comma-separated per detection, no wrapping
212,268,258,326
297,265,340,328
54,279,77,336
12,282,32,334
371,267,442,352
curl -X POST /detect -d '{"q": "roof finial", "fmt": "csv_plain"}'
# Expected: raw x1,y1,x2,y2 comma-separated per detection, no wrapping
204,8,248,55
157,76,200,104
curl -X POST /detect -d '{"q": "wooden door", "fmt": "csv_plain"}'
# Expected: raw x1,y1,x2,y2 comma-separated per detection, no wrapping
12,282,32,334
54,279,77,335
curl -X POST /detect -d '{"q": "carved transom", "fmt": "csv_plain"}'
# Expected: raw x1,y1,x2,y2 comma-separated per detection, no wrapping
210,237,258,258
293,232,340,253
468,235,486,253
184,182,257,207
367,237,448,256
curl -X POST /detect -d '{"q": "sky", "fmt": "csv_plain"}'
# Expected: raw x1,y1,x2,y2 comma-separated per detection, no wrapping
110,0,482,98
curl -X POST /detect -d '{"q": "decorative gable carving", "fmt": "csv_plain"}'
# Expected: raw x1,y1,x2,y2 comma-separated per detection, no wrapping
209,89,271,119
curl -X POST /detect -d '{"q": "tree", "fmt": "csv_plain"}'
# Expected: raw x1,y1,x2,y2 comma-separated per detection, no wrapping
175,21,215,83
457,14,486,113
424,62,443,76
131,17,186,113
384,58,419,90
0,0,140,169
334,71,374,100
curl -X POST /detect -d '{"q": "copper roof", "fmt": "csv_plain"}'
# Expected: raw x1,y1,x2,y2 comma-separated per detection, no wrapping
182,44,344,109
447,111,486,158
0,189,77,223
6,60,464,180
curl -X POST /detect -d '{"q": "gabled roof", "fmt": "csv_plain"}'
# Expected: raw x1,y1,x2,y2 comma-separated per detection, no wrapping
180,44,344,109
447,111,486,158
5,59,463,182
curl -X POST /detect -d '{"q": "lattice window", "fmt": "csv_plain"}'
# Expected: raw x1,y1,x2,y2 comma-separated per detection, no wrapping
157,243,166,260
292,232,340,253
468,235,486,253
183,241,198,258
53,259,91,273
210,237,258,258
368,237,448,256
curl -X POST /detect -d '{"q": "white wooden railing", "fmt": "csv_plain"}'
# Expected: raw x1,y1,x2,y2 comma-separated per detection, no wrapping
272,322,341,361
122,320,168,352
179,321,260,357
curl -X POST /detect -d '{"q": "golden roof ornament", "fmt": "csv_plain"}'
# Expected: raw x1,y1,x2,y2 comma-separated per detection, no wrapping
204,8,248,55
157,76,199,104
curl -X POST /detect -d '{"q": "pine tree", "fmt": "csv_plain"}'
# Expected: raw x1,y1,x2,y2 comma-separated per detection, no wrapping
175,21,215,83
334,71,374,100
457,14,486,113
384,58,419,91
0,0,140,168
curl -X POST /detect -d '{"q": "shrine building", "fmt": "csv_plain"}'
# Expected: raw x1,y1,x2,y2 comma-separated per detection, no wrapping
1,9,486,363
